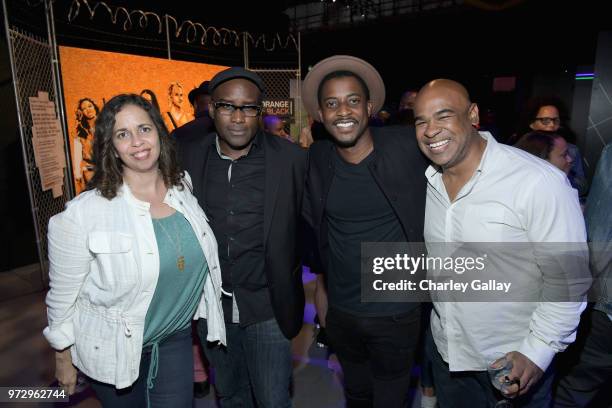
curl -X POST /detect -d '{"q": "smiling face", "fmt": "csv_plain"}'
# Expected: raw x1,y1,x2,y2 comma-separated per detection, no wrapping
210,78,261,157
414,81,480,170
80,100,97,120
317,75,372,149
112,104,160,177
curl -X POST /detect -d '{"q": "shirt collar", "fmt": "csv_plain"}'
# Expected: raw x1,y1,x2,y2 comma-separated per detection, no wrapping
118,180,181,210
425,131,496,180
213,130,262,160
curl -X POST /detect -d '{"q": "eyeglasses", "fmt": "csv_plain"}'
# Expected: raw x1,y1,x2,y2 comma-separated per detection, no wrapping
534,117,561,126
212,101,262,117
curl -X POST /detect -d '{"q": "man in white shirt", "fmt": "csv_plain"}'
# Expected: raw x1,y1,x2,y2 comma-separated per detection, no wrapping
413,79,590,407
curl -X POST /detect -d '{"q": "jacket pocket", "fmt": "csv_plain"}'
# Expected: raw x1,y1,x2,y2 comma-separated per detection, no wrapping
87,231,136,287
88,231,132,253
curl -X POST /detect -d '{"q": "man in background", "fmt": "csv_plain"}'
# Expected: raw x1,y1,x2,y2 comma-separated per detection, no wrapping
172,81,215,143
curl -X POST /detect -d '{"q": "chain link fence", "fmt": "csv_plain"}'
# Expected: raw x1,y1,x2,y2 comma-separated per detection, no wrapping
251,69,304,142
7,27,72,285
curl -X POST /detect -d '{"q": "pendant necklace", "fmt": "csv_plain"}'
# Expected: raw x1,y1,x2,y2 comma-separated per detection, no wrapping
154,215,185,272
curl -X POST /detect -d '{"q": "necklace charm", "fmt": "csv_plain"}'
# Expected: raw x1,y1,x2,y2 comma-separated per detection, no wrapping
155,214,186,273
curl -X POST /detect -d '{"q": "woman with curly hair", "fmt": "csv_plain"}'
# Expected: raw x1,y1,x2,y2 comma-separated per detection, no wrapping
74,97,100,191
44,94,225,407
513,96,588,198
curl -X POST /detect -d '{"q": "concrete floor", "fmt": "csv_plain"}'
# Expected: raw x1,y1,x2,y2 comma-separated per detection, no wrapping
0,268,423,407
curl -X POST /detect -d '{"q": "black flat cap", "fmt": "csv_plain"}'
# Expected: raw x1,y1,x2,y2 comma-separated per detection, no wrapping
188,81,210,105
209,67,265,94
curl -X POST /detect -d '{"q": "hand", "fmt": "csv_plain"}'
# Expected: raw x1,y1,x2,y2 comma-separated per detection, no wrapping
55,349,78,395
503,351,543,397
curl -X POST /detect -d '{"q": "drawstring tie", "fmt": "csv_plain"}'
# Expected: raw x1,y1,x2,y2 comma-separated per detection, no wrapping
145,342,159,408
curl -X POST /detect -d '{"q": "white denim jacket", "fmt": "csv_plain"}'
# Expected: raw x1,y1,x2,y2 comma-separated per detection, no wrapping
43,173,226,389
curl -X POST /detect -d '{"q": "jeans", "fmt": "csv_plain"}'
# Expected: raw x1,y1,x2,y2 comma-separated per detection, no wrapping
428,329,554,408
325,306,421,408
198,318,292,408
89,327,193,408
554,308,612,407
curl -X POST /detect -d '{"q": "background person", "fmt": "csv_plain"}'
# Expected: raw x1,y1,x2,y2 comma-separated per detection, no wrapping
74,97,100,192
514,96,588,198
140,89,161,113
515,131,574,175
263,114,291,141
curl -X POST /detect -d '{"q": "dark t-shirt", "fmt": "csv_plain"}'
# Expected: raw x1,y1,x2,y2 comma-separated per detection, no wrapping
326,149,415,316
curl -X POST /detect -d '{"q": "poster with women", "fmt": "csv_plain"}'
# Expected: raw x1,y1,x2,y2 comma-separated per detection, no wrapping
59,46,227,194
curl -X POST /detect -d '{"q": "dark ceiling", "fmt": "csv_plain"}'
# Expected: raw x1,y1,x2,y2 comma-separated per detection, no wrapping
6,0,609,68
4,0,611,102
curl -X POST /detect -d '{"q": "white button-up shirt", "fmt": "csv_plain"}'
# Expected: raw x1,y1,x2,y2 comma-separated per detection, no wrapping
424,132,588,372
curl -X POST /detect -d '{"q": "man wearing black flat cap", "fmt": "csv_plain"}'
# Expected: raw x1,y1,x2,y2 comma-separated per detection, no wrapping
179,66,306,407
188,80,212,119
172,81,215,143
301,55,427,407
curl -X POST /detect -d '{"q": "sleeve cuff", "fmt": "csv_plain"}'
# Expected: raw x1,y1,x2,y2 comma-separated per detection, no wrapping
517,333,557,372
43,322,75,351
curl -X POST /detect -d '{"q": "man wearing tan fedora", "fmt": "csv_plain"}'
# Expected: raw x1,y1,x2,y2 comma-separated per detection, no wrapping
301,55,427,407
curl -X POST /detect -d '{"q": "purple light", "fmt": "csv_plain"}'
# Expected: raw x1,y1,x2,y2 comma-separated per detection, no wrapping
575,73,595,77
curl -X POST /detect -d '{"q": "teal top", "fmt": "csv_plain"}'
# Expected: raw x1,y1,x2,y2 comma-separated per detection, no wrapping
142,211,208,403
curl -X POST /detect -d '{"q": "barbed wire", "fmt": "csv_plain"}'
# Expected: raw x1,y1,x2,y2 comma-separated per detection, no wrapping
66,0,299,51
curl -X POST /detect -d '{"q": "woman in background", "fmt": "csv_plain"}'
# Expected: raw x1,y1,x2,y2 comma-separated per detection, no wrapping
74,97,100,191
514,96,587,197
515,131,574,175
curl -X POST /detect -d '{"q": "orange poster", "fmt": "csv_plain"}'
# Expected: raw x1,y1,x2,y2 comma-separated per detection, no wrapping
59,46,228,193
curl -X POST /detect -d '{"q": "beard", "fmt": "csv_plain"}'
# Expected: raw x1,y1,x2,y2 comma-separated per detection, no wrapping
326,123,368,149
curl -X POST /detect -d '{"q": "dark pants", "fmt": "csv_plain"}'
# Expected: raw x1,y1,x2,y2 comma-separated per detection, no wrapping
198,318,292,408
420,304,435,389
554,309,612,407
428,329,554,408
325,306,421,408
89,327,193,408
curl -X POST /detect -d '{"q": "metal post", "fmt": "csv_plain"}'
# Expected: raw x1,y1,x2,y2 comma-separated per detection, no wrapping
2,0,47,286
297,31,302,131
243,31,249,69
165,14,171,60
45,0,74,200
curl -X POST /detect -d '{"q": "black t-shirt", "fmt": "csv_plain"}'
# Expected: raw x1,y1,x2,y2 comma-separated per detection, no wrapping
326,149,415,316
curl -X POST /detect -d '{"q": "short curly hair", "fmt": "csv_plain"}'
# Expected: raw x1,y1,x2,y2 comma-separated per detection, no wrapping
515,96,577,143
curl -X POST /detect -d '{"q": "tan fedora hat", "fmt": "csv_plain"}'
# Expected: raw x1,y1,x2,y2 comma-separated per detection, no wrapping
302,55,385,119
